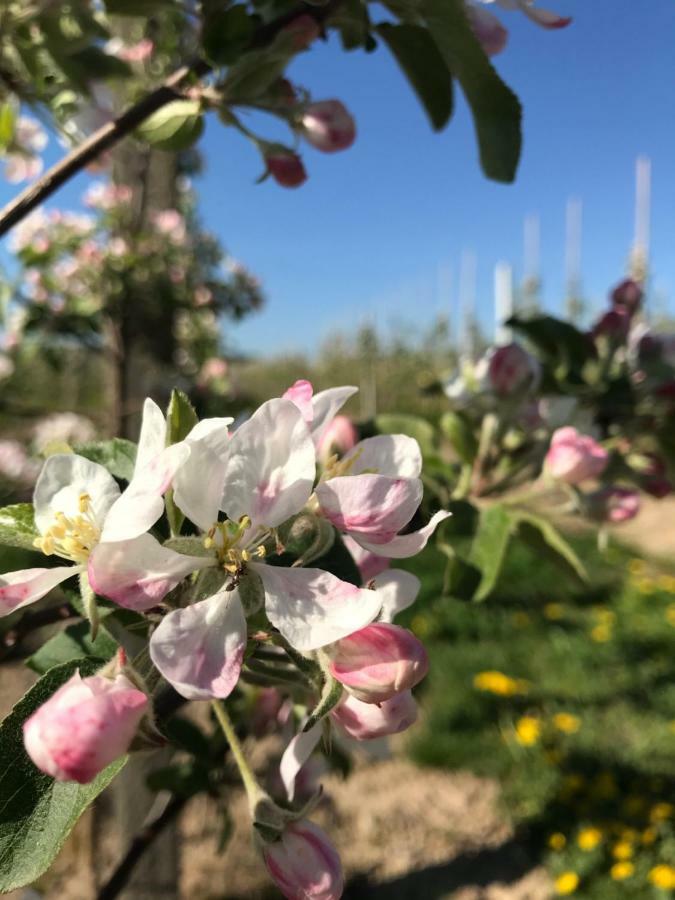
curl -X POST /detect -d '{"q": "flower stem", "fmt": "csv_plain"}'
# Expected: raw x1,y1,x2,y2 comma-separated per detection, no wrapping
211,700,264,806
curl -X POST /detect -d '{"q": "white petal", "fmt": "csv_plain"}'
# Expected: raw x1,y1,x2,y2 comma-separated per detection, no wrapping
280,724,322,802
316,474,422,544
374,570,421,622
149,587,247,700
88,533,214,611
134,398,167,474
517,1,571,28
353,510,452,559
0,565,80,616
221,399,315,529
310,386,358,448
173,418,233,531
253,563,381,651
34,454,121,534
101,443,190,542
344,435,422,478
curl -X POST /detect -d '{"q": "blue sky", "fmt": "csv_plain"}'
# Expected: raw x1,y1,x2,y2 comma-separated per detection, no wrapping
2,0,675,356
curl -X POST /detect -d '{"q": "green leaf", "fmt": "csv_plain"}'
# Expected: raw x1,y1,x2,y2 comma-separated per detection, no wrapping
469,504,513,601
166,389,198,445
26,620,118,675
0,103,16,151
103,0,168,12
303,675,343,733
0,659,125,892
375,413,436,456
507,314,594,379
439,411,478,465
329,0,373,51
438,541,481,601
420,0,522,182
202,4,255,65
136,100,204,151
164,536,213,557
74,438,137,481
376,23,453,131
513,512,588,587
0,504,38,551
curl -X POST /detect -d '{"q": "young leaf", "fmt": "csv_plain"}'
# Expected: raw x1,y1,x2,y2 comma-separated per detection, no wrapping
74,438,137,481
26,620,118,675
0,504,38,551
469,504,513,601
202,4,255,65
439,411,478,465
375,413,436,456
166,389,198,445
507,314,595,378
514,511,588,586
0,659,125,893
376,23,454,131
421,0,522,182
136,100,204,152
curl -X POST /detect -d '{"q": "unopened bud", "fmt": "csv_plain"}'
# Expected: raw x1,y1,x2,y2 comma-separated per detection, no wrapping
267,152,308,188
545,427,608,485
301,101,356,154
487,343,539,395
331,690,418,740
328,623,428,703
317,415,358,464
23,671,148,783
262,819,344,900
589,486,640,523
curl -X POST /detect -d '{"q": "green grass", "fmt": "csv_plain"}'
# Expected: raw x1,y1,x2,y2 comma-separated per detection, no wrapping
402,533,675,897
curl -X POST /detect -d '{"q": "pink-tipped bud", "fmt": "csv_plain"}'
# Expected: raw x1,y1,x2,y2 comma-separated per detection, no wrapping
331,690,418,740
301,101,356,154
611,278,643,316
592,308,631,342
589,486,640,523
487,343,539,395
328,623,428,703
545,426,608,485
317,415,358,464
262,819,344,900
267,152,308,188
23,671,148,783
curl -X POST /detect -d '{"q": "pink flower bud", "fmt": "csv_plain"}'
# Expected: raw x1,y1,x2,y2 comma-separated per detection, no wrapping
317,415,358,463
545,427,608,484
590,486,640,523
262,819,344,900
328,623,428,703
611,278,643,316
23,672,148,783
592,308,631,342
331,690,418,740
301,101,356,154
487,343,538,395
267,152,308,188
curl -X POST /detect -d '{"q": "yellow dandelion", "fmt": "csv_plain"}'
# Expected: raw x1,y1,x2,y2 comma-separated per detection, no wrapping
514,716,541,746
636,577,656,595
553,713,581,734
641,827,657,845
473,671,529,697
610,862,634,881
555,872,579,895
665,604,675,626
628,559,646,576
544,602,564,620
650,802,674,822
577,827,603,851
649,865,675,889
612,841,633,860
548,832,567,851
410,614,430,637
590,624,611,642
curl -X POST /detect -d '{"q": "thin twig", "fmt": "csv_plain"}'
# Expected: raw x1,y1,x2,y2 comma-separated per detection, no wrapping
0,0,343,237
96,793,187,900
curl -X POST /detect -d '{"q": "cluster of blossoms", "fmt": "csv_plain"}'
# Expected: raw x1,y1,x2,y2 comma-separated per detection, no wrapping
466,0,571,57
1,116,48,184
1,381,447,899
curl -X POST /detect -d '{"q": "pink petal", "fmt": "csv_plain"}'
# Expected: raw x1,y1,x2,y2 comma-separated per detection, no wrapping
316,474,422,544
283,380,314,425
310,386,358,448
0,565,79,616
353,510,452,559
280,724,322,801
253,563,382,651
149,587,246,700
222,399,315,529
518,2,571,28
466,3,509,55
88,534,213,611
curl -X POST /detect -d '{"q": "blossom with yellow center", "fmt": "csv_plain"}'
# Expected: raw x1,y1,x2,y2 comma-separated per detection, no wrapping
514,716,541,746
473,671,529,697
610,862,634,880
577,827,602,851
548,832,566,851
34,493,101,563
649,865,675,889
612,840,633,860
553,713,581,734
554,872,579,895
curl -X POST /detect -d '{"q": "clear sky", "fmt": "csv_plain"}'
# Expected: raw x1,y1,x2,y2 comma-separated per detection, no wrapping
2,0,675,356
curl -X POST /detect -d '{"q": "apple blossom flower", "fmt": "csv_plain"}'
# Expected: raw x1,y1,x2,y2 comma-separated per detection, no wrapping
3,116,48,184
266,151,308,188
477,0,571,30
0,399,209,616
486,343,540,395
300,101,356,154
153,399,382,700
327,622,428,703
465,2,509,55
343,534,391,582
589,486,640,523
151,209,187,244
262,819,344,900
23,671,148,783
331,690,418,740
316,415,358,464
545,427,608,484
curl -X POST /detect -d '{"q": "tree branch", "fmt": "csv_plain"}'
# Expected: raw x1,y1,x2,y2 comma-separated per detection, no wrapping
0,1,343,238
